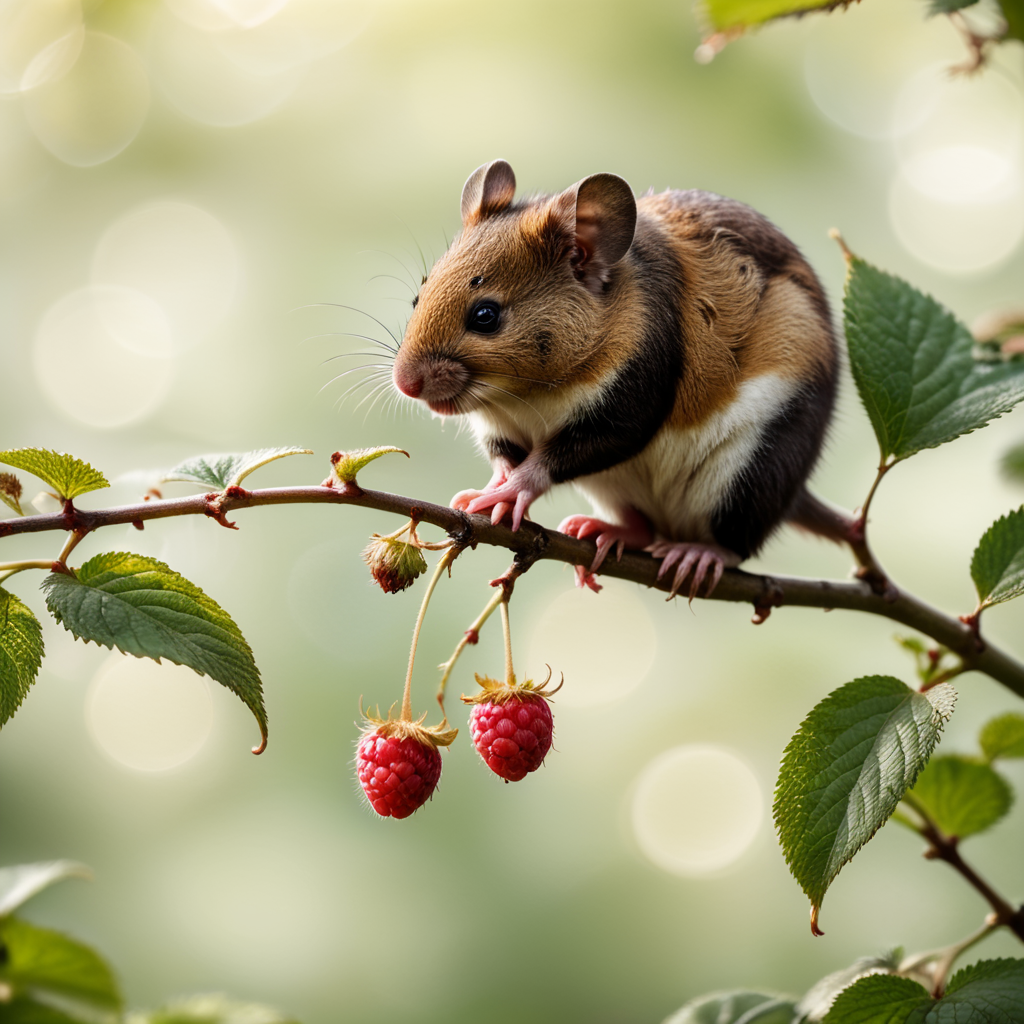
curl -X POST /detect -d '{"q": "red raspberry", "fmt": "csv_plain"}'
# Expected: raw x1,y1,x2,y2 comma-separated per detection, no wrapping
356,729,442,819
463,672,559,782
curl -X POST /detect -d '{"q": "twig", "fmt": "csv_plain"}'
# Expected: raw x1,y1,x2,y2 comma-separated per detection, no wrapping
903,793,1024,944
3,483,1024,699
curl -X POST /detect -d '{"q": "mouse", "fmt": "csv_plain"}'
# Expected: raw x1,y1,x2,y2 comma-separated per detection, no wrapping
391,160,845,596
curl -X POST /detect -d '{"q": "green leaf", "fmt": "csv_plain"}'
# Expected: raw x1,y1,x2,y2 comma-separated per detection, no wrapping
128,994,302,1024
0,472,24,516
979,712,1024,761
774,677,955,925
0,588,45,729
663,991,798,1024
0,862,91,918
822,975,932,1024
1000,0,1024,43
844,258,1024,463
699,0,837,34
971,508,1024,611
0,996,92,1023
1000,442,1024,484
0,916,122,1014
940,959,1024,1021
0,450,107,502
798,953,901,1021
330,446,409,484
907,755,1012,838
42,553,267,753
162,447,314,491
926,0,979,13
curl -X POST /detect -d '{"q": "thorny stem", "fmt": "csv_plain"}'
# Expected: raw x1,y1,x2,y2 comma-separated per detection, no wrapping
4,483,1024,700
500,599,514,685
401,546,457,722
436,589,504,711
901,792,1024,944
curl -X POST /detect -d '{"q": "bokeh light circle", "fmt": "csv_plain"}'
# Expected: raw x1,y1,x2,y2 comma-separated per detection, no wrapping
888,171,1024,275
92,201,240,349
85,653,214,772
632,745,763,876
22,32,150,167
33,285,174,428
0,0,81,94
527,583,655,707
152,8,301,127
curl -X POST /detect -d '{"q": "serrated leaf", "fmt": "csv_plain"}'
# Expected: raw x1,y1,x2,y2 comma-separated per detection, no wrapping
163,448,313,491
0,450,107,502
979,712,1024,761
0,916,122,1013
128,994,302,1024
971,508,1024,610
331,446,409,483
663,990,798,1024
699,0,837,33
939,958,1024,1021
774,677,955,923
822,975,932,1024
42,553,267,753
0,471,24,515
907,755,1012,838
798,953,901,1021
0,588,45,729
0,862,91,918
844,258,1024,463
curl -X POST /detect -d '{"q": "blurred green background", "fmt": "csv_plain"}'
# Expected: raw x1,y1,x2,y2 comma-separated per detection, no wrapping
2,0,1023,1020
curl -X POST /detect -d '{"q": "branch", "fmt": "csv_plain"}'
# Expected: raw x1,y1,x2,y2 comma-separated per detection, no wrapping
3,482,1024,700
903,795,1024,945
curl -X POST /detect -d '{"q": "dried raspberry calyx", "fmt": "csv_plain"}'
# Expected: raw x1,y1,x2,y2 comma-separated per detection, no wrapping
461,668,562,706
362,534,428,593
360,703,458,748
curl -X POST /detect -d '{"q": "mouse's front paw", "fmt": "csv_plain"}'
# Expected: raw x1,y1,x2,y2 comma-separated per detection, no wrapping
451,488,487,511
463,483,539,531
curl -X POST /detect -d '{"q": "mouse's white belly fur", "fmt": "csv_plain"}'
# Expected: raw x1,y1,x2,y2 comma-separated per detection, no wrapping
572,373,799,541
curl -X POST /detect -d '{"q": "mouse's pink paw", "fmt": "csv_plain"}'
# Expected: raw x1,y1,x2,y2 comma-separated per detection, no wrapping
649,540,739,601
464,482,539,531
558,512,654,573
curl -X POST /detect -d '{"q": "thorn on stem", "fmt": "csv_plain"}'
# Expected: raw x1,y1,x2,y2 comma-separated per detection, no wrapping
132,520,144,531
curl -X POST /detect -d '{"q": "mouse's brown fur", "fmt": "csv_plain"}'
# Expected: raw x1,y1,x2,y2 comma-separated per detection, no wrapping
393,161,839,579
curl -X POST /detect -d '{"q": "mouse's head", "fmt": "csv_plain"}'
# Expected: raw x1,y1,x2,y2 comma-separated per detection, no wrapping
392,160,636,416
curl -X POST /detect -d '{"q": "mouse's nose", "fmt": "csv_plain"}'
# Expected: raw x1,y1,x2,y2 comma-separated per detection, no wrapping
392,363,423,398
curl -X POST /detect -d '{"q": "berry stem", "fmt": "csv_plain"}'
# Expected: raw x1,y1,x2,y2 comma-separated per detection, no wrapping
436,588,504,711
500,598,514,685
401,546,458,722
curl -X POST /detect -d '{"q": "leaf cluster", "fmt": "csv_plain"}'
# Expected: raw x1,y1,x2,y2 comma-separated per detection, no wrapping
0,861,300,1024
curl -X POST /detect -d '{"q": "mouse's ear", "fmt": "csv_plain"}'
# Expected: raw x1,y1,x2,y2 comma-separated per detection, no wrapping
461,160,517,226
555,173,636,294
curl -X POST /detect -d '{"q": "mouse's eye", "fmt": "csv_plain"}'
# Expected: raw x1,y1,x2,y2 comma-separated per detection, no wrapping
466,300,501,335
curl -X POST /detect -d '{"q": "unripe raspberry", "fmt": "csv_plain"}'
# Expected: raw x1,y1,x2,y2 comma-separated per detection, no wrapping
362,534,427,593
355,709,457,819
462,672,560,782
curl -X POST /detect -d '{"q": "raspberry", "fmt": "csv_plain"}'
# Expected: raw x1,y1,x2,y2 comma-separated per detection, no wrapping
463,672,560,782
356,728,442,819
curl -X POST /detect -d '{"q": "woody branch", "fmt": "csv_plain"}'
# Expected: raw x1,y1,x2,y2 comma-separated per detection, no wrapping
3,482,1024,700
